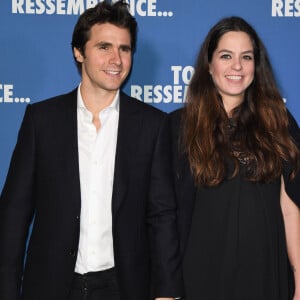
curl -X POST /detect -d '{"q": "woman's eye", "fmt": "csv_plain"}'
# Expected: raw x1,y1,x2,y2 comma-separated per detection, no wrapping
220,54,231,59
243,55,253,61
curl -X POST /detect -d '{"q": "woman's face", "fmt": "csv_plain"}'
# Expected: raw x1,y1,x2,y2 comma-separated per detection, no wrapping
209,31,255,115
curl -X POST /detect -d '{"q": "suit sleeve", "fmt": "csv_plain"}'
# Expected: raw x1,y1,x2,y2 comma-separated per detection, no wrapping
0,105,36,300
147,114,184,298
283,110,300,207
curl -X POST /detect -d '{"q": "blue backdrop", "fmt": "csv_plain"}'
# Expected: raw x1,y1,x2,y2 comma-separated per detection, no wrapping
1,0,300,191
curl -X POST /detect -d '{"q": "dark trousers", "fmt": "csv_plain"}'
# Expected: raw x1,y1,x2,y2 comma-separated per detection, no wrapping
67,268,120,300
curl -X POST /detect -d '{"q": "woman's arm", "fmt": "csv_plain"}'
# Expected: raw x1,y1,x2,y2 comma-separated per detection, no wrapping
281,177,300,299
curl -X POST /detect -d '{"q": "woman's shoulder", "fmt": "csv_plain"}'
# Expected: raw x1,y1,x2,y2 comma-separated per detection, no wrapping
287,109,300,146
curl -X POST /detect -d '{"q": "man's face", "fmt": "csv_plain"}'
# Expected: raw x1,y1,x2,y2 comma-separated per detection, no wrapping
74,23,132,96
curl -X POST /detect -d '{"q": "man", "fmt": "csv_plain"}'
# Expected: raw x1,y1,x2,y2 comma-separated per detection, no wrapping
0,1,183,299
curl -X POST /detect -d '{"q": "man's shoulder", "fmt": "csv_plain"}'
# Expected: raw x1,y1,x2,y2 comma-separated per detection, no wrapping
120,92,166,118
169,107,184,120
169,107,184,130
30,89,77,111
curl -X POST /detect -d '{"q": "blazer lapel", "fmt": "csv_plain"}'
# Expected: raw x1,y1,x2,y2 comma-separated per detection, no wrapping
112,93,142,218
63,90,141,219
60,89,81,213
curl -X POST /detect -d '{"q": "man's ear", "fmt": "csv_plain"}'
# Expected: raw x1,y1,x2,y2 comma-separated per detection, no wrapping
73,47,84,63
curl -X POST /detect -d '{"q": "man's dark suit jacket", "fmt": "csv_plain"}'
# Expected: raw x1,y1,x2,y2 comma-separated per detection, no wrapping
0,89,183,300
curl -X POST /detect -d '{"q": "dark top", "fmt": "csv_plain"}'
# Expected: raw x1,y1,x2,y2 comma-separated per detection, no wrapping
170,109,300,300
183,166,291,300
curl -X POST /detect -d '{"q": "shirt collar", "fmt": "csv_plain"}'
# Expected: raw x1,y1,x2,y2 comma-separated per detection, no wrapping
77,83,120,113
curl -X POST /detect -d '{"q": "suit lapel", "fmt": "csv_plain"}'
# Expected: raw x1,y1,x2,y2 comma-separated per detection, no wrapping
112,93,142,218
62,90,142,219
60,89,81,213
63,90,142,219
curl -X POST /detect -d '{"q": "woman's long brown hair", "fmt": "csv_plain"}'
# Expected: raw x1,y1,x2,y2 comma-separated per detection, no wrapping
183,16,300,187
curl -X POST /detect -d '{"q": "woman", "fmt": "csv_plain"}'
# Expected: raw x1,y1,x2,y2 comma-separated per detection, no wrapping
171,16,300,300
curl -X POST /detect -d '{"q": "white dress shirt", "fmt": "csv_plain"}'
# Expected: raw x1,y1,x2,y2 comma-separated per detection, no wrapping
75,87,119,274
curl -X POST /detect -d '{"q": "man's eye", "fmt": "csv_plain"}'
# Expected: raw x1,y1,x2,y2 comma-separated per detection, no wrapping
98,44,110,50
121,46,131,53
